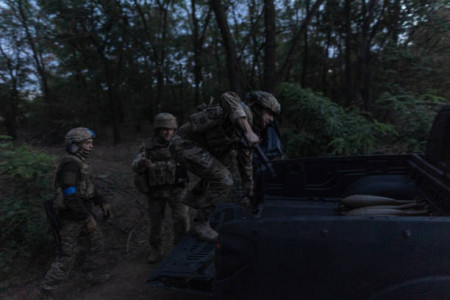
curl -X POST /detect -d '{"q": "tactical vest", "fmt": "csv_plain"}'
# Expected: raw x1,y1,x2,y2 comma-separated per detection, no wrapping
144,137,183,187
189,103,252,154
53,154,95,209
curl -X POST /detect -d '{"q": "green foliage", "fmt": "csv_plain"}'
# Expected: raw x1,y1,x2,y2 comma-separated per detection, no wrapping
0,137,55,279
374,93,447,152
277,83,396,157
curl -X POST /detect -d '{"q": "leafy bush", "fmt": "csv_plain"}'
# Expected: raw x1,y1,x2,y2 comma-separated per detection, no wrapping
374,93,447,152
277,83,395,157
0,136,56,279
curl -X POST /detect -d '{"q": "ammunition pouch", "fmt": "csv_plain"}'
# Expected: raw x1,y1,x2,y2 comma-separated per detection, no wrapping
147,160,177,187
79,178,95,199
135,160,187,194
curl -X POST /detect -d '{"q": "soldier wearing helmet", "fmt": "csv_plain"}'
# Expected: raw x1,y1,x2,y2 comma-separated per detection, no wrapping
38,127,110,295
169,91,281,242
246,91,281,130
132,113,189,263
245,91,285,208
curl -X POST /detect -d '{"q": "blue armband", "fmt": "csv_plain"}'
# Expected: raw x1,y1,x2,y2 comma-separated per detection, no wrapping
63,186,77,196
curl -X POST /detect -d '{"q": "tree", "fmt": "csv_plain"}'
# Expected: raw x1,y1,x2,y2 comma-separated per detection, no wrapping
188,0,212,105
210,0,243,95
263,0,276,92
6,0,53,104
0,5,31,139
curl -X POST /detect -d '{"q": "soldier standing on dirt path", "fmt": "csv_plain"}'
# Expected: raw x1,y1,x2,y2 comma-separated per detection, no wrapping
169,91,281,242
132,113,189,263
34,127,111,299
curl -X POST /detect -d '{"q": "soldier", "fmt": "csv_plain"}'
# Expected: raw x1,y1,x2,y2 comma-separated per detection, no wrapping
132,113,189,263
38,127,111,296
169,91,281,242
246,91,285,209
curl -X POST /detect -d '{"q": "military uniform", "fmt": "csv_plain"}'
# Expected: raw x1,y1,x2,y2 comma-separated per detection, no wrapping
169,92,255,241
40,128,109,292
132,135,189,251
132,113,189,263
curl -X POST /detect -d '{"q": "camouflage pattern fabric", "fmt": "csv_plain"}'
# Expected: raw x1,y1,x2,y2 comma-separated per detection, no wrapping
169,93,254,219
170,136,235,204
148,187,189,247
132,136,187,187
171,91,253,188
56,154,96,199
41,153,105,291
132,135,189,246
41,218,104,289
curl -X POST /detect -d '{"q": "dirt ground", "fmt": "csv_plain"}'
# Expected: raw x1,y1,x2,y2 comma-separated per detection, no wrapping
0,140,212,300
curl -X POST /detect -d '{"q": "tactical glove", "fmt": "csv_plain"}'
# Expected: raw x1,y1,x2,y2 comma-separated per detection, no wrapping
240,196,251,208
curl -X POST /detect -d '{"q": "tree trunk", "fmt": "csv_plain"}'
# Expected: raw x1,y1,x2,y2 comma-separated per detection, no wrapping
0,46,19,139
276,0,325,87
357,0,377,110
263,0,276,92
192,0,202,105
210,0,242,95
301,0,311,88
344,0,352,105
16,0,51,103
191,0,211,105
3,89,19,140
156,3,169,112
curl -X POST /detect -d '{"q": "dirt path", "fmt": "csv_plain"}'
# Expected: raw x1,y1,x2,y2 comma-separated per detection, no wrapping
0,143,212,300
3,252,211,300
62,253,211,300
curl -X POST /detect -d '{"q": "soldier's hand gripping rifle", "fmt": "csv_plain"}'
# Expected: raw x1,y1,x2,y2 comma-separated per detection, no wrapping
239,133,277,178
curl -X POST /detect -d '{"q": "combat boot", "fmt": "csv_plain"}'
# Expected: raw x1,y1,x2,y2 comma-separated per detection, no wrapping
191,221,218,242
147,245,163,263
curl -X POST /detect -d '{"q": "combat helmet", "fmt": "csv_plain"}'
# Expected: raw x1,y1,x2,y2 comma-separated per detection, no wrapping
153,112,178,129
65,127,96,153
246,91,281,116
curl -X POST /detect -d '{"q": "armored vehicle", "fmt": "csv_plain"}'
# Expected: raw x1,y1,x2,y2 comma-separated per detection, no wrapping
149,105,450,299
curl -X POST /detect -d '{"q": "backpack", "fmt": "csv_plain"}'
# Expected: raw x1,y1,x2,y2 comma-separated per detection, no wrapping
189,103,225,133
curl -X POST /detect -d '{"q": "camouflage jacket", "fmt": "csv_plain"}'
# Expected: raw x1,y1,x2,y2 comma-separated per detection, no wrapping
174,94,254,186
55,153,102,220
132,135,187,188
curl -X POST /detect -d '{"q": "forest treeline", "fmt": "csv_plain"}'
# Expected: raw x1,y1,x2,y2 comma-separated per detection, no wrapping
0,0,449,155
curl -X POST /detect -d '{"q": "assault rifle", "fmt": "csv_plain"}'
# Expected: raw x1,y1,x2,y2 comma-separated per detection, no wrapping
44,199,62,253
239,132,276,178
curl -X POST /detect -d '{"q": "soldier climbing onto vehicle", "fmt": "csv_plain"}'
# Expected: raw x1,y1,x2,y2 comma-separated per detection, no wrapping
246,91,285,163
245,91,285,209
132,113,189,263
169,91,281,242
35,127,111,298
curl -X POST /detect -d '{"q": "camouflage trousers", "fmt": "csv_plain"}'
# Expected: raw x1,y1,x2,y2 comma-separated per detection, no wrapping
169,135,236,222
41,217,104,289
148,187,189,248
